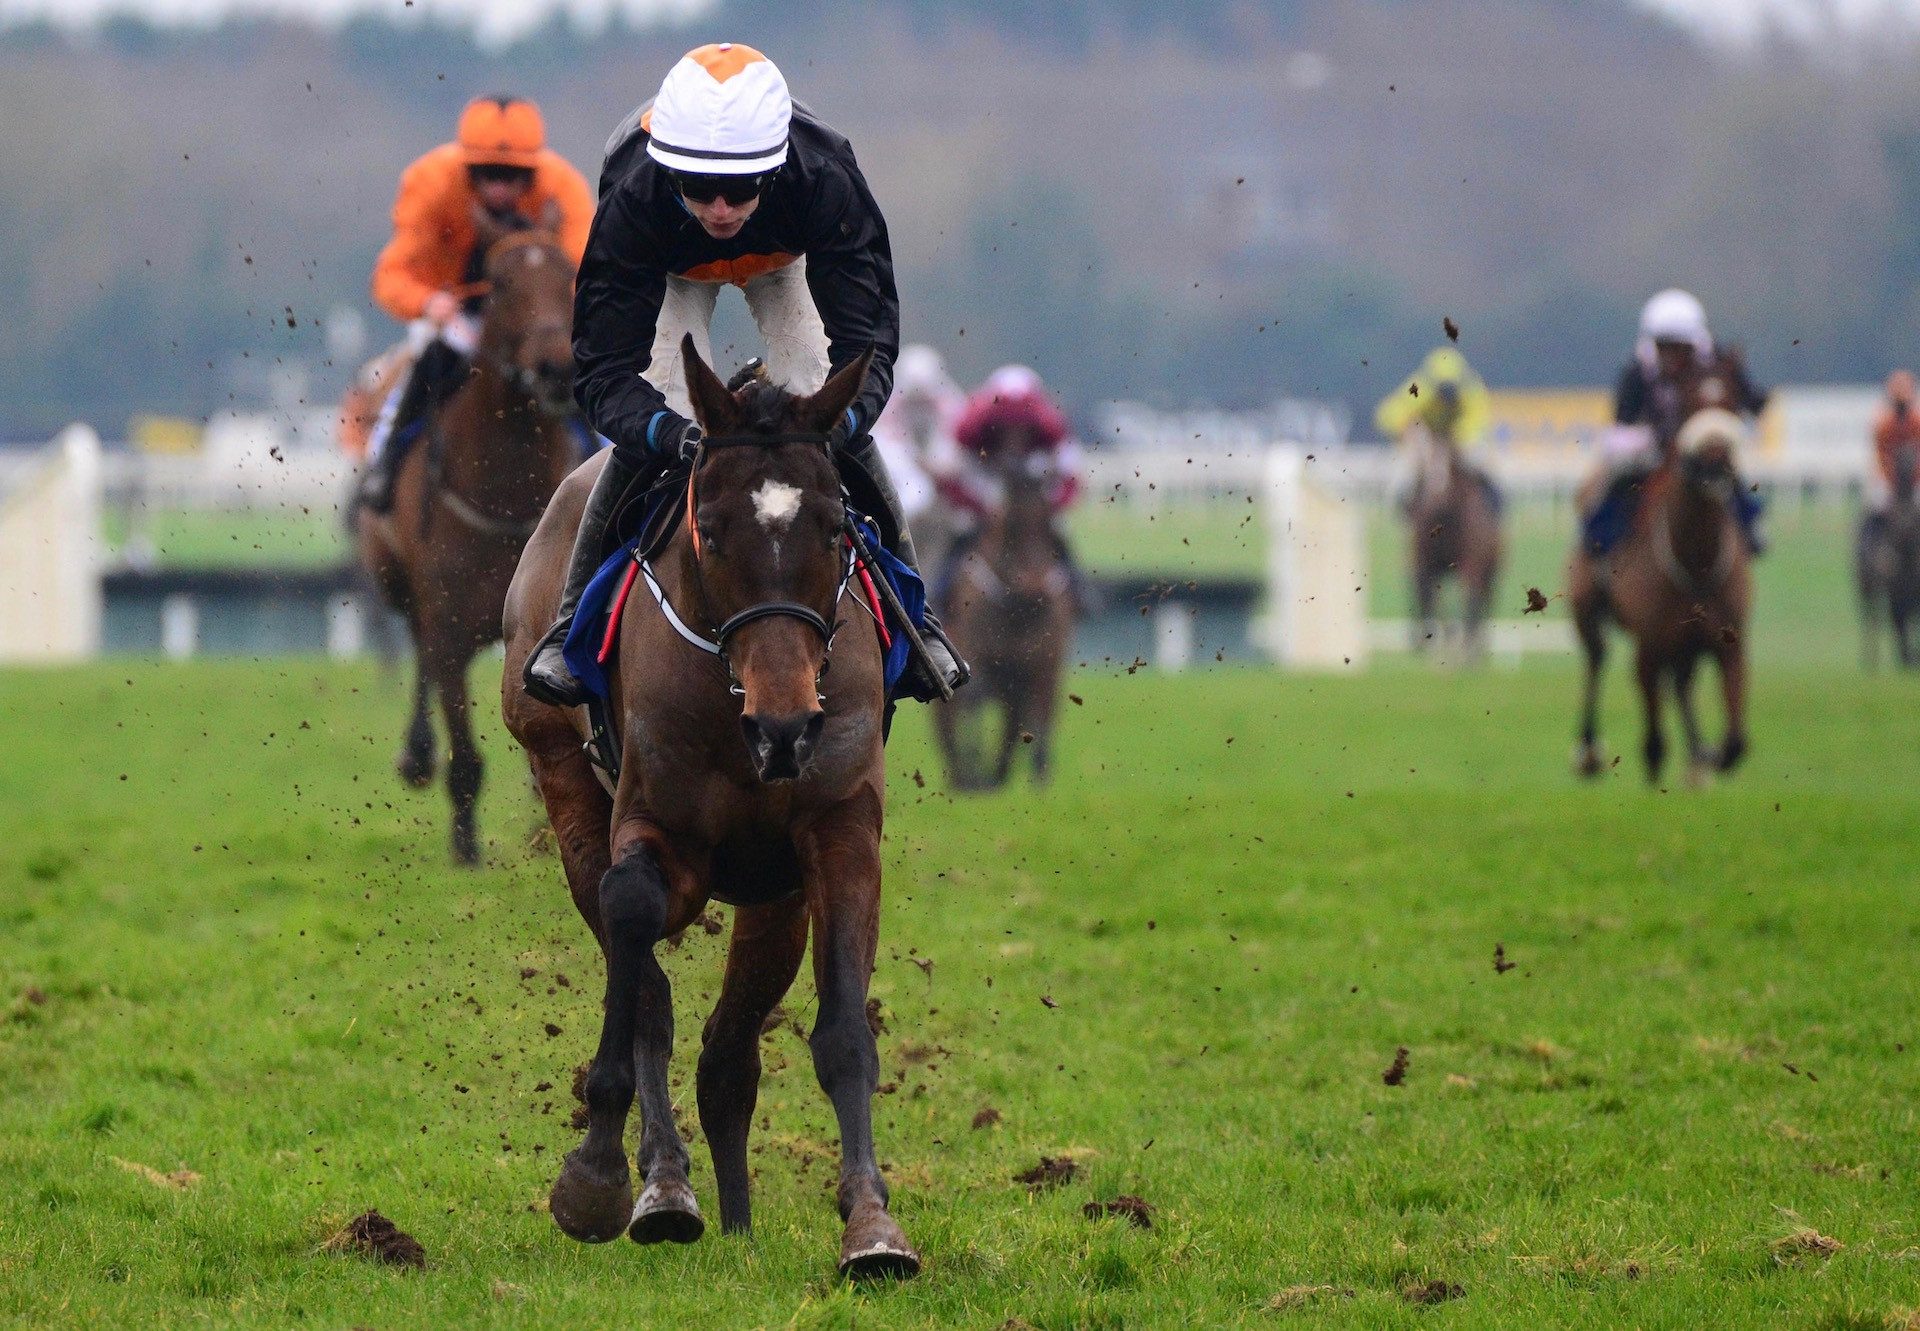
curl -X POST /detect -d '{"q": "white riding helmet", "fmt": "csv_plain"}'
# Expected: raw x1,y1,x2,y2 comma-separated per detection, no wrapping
893,344,960,401
1639,288,1711,352
645,43,791,176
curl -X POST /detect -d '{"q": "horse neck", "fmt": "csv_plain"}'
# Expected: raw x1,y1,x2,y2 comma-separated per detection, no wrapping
1661,466,1732,574
440,358,569,514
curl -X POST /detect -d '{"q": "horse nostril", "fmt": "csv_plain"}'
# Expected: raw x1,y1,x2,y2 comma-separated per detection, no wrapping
739,710,824,782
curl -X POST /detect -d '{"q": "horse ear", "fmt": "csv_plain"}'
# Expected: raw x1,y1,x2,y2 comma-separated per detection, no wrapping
681,334,742,435
800,348,874,435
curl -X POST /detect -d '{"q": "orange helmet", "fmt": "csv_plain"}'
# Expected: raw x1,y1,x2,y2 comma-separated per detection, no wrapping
457,95,545,169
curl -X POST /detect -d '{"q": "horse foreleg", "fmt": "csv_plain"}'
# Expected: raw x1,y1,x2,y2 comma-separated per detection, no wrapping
428,647,484,866
1635,644,1667,785
1573,598,1608,779
798,791,920,1279
1715,639,1749,772
397,651,436,789
990,689,1021,788
1673,652,1712,786
697,895,808,1235
1412,565,1438,654
551,840,699,1246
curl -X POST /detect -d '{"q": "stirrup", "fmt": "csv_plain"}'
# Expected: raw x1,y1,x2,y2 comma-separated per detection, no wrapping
900,616,969,703
522,619,589,708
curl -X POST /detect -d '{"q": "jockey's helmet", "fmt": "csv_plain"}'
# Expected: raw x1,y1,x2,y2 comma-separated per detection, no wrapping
1639,288,1710,352
647,43,792,177
458,96,546,169
982,365,1048,405
895,345,959,402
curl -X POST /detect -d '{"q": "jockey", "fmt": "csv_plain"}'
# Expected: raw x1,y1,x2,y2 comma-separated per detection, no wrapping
937,365,1085,520
870,344,965,523
1373,346,1492,449
1864,369,1920,551
523,42,968,707
359,95,595,512
1583,288,1768,555
1373,346,1496,511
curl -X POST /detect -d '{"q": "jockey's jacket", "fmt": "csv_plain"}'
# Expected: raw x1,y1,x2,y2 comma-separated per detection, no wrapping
940,380,1083,516
1374,346,1491,447
1873,403,1920,486
574,100,901,456
1613,354,1768,439
371,144,594,322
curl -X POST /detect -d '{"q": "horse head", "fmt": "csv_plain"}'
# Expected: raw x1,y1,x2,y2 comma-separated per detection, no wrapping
480,232,576,417
987,447,1064,606
1674,405,1745,502
681,334,873,783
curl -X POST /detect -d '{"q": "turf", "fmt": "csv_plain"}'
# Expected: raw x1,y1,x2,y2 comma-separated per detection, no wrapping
4,520,1919,1328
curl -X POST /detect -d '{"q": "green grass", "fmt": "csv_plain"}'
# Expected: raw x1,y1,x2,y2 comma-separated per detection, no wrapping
4,618,1920,1326
104,506,350,570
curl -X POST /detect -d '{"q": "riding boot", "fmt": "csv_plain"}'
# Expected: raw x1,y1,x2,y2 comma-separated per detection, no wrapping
360,340,466,514
522,448,646,707
837,432,970,699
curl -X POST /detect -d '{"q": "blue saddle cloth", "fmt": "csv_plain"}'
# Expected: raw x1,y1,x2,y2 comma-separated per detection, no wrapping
561,503,925,711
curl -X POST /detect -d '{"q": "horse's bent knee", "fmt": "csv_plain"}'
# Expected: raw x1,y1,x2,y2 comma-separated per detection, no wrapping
809,1015,878,1096
600,849,669,944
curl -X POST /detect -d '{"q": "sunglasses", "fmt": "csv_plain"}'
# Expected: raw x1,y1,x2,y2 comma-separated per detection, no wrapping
470,165,535,187
674,172,767,206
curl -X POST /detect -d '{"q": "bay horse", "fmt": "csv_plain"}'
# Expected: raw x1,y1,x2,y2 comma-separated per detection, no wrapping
933,449,1075,791
1569,353,1753,785
1858,441,1920,670
1405,430,1503,661
357,228,579,863
501,337,920,1279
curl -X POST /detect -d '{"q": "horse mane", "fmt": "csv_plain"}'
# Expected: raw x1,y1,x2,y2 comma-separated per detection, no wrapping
733,376,801,436
484,229,565,274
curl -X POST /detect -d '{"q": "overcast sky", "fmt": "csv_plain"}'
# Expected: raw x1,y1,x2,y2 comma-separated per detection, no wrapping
1,0,1917,46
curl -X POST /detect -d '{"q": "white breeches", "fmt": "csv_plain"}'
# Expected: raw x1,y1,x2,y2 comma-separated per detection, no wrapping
645,258,833,420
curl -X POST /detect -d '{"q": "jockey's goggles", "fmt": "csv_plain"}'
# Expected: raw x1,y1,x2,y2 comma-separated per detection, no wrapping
673,171,769,206
470,164,535,187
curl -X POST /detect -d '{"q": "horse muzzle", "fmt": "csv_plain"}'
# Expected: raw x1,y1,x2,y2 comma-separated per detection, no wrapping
740,708,826,783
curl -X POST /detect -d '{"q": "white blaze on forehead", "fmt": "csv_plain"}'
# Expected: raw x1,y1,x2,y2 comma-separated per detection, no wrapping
751,478,804,532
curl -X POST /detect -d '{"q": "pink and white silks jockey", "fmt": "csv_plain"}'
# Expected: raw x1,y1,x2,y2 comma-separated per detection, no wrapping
934,365,1084,521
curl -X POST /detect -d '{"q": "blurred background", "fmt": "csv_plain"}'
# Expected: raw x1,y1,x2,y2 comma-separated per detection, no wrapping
0,0,1914,666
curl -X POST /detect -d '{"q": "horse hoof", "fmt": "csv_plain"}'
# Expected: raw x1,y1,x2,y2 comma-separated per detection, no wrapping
1572,742,1605,780
628,1178,704,1245
451,826,481,867
1685,760,1713,790
839,1207,920,1281
550,1151,633,1244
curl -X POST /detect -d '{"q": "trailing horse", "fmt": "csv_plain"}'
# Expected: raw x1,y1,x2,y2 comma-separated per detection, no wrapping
933,450,1075,790
501,337,920,1279
356,230,580,863
1405,434,1503,661
1568,356,1754,785
1858,441,1920,670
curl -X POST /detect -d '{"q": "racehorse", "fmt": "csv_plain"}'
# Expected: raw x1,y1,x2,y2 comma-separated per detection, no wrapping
933,448,1075,790
1405,431,1503,661
501,337,921,1279
356,228,579,863
1568,353,1753,785
1858,441,1920,670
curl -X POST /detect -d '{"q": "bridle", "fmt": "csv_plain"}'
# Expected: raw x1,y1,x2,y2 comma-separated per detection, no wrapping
668,430,856,697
